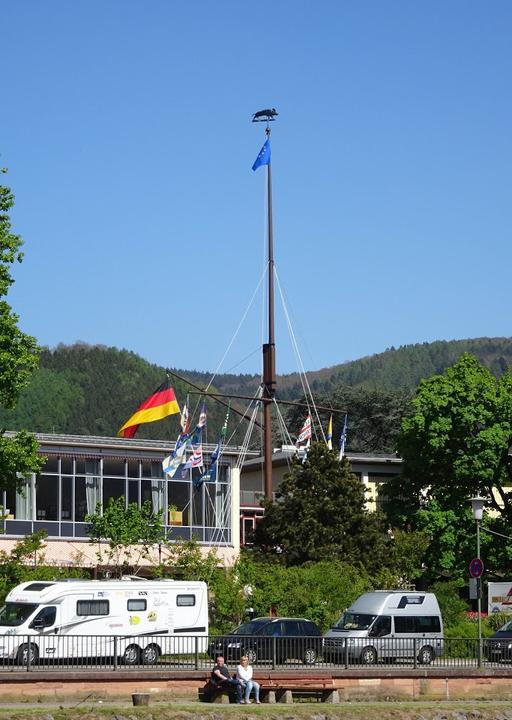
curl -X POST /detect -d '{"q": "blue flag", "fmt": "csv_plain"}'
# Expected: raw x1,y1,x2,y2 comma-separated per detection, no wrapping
252,139,271,171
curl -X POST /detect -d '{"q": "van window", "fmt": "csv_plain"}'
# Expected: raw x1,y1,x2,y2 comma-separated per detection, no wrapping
76,600,109,616
177,595,195,607
416,616,441,633
397,595,425,608
369,616,391,637
394,616,441,633
127,599,147,611
394,616,415,633
30,606,56,629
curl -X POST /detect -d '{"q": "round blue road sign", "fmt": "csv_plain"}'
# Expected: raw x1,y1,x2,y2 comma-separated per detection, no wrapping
469,557,484,578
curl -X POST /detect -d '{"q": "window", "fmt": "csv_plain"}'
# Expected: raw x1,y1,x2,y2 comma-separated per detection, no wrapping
283,620,301,635
76,600,109,616
302,621,321,636
416,616,441,633
394,616,415,633
177,594,196,607
127,599,147,611
25,583,55,592
397,595,425,608
30,606,56,629
370,616,391,637
394,616,441,633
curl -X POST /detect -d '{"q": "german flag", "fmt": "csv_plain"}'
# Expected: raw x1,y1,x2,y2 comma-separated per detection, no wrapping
118,379,180,438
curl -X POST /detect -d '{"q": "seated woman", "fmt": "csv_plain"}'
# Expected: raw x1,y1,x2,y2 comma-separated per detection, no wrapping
236,655,261,704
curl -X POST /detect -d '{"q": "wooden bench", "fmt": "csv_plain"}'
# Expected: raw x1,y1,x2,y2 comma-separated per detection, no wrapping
199,676,339,704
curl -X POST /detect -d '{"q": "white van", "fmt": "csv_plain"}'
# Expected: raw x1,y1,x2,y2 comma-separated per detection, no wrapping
323,590,443,665
0,577,208,666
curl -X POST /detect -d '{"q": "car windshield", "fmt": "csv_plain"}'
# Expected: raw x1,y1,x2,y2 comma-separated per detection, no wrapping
231,619,271,635
333,612,377,631
499,619,512,632
0,603,38,627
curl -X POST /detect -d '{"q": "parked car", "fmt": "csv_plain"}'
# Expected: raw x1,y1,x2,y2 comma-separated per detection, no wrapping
485,617,512,662
209,616,322,665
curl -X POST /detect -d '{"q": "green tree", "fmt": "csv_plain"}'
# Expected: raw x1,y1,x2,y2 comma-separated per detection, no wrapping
383,354,512,577
158,538,219,581
253,442,391,571
395,354,512,517
86,498,164,576
0,172,43,489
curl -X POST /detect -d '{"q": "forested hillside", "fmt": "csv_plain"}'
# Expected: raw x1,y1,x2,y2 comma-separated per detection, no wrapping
202,337,512,398
0,344,231,444
0,338,510,446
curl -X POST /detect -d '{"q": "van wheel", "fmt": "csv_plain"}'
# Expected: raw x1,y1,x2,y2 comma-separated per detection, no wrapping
123,645,140,665
244,648,257,664
360,646,377,665
16,643,39,666
303,647,317,665
142,644,160,665
418,645,434,665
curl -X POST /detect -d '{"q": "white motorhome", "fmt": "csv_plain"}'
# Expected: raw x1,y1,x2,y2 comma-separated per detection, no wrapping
0,577,208,666
323,590,443,665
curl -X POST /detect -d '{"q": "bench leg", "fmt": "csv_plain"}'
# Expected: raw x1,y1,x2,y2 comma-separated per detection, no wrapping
261,690,276,704
277,689,293,704
212,692,231,704
322,689,340,704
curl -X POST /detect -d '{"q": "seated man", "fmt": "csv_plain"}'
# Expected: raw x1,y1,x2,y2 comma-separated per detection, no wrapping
211,655,243,703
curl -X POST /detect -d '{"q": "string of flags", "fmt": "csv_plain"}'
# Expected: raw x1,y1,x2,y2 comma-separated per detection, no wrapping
295,412,348,458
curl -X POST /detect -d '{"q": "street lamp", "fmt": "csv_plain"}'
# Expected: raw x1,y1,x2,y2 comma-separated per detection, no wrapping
470,496,486,667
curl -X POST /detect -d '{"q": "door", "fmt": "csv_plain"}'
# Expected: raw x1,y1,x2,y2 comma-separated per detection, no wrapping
368,615,392,659
29,606,59,661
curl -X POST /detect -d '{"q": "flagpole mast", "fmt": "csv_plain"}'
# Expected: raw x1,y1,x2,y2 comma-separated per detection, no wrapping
253,108,278,501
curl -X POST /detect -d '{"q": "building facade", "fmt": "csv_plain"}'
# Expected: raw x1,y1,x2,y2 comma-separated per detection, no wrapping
0,433,245,567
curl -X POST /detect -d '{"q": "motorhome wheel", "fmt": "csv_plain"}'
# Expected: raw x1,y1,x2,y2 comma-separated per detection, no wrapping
142,644,160,665
17,643,39,666
123,645,141,665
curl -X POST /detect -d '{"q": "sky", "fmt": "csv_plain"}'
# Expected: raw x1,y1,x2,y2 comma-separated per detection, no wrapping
3,1,512,377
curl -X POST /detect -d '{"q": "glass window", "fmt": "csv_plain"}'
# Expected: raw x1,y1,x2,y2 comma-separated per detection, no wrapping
416,616,441,633
127,460,139,479
0,603,38,626
370,616,391,637
335,612,376,631
103,458,124,477
103,477,124,508
61,458,73,474
283,620,301,635
76,600,109,616
15,476,34,520
169,482,190,525
30,606,56,628
128,480,139,506
177,595,196,607
61,476,73,520
394,616,416,633
127,599,147,611
36,475,58,521
44,457,59,473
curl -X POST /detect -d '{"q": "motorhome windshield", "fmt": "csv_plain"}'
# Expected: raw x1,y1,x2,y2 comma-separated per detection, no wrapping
334,612,377,631
0,603,38,626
